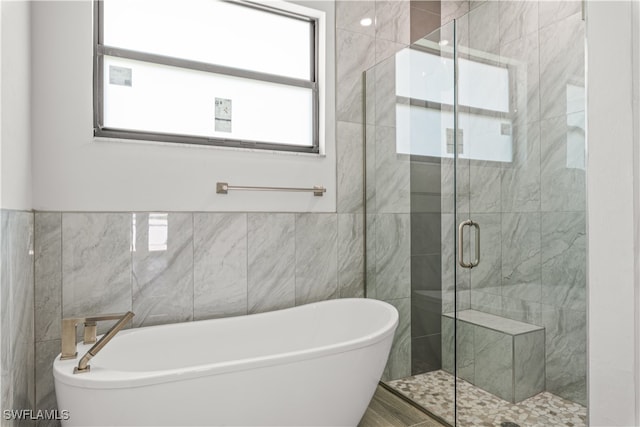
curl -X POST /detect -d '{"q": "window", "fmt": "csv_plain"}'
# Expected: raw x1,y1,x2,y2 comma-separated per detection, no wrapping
94,0,320,153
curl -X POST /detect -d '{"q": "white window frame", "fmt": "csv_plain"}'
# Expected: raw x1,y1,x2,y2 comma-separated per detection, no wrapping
93,0,320,153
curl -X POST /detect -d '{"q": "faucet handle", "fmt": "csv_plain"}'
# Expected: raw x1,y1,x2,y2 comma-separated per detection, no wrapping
61,312,134,360
75,311,135,374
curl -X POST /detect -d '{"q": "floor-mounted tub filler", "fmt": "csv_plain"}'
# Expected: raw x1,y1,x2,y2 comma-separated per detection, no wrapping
53,298,399,426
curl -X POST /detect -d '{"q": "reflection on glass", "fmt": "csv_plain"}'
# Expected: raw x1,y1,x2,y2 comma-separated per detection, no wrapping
148,213,168,252
566,84,585,170
394,46,512,162
131,213,137,252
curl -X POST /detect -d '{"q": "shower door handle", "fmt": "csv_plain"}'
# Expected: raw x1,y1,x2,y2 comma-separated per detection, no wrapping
458,220,480,269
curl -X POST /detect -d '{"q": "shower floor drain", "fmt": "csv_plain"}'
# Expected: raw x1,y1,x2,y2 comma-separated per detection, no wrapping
501,423,521,427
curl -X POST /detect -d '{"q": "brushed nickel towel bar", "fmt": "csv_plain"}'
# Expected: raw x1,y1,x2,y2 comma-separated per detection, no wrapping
216,182,326,197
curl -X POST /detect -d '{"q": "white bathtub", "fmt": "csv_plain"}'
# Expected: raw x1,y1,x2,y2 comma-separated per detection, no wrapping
53,298,398,426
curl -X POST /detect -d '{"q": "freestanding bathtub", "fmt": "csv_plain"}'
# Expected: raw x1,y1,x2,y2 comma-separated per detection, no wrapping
53,298,398,426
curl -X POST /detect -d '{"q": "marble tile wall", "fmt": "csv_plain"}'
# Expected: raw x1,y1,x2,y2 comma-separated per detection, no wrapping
31,211,362,421
438,0,586,406
1,210,35,427
348,0,417,382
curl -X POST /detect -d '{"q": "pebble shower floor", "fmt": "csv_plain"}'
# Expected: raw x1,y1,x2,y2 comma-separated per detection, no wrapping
388,370,587,427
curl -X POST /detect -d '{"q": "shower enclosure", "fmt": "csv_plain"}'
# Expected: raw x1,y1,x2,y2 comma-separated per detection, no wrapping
364,3,586,426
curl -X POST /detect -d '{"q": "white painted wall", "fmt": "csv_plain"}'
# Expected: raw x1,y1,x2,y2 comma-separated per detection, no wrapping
1,0,31,210
587,1,639,425
31,0,335,212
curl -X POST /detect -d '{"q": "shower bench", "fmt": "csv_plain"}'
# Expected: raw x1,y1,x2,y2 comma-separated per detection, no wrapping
441,309,545,403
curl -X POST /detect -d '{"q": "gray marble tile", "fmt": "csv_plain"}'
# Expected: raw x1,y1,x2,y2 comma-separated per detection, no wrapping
375,214,411,300
467,1,500,56
441,315,454,373
3,211,35,417
34,213,61,343
456,320,475,383
470,163,501,213
538,0,582,30
35,340,61,427
440,158,455,214
365,70,376,127
541,212,586,310
1,213,12,416
540,112,586,212
451,309,542,335
501,121,541,212
411,254,441,292
295,214,338,305
365,214,378,299
474,326,513,402
411,213,440,256
337,121,364,214
469,213,501,295
375,126,410,214
193,213,247,320
336,29,376,124
441,214,470,303
383,297,411,381
337,214,364,298
501,296,542,327
375,0,410,44
247,214,295,313
500,33,540,126
470,291,501,317
412,333,442,374
440,0,469,26
499,0,538,46
132,213,193,327
442,290,472,314
375,38,405,64
411,291,441,337
441,157,470,215
62,213,132,331
336,0,375,36
542,304,587,406
469,0,485,10
539,12,585,120
501,212,541,303
374,56,397,129
365,124,377,211
410,160,441,214
514,330,545,402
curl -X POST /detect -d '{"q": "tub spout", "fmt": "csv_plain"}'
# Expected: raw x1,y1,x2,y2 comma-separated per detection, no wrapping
73,311,134,374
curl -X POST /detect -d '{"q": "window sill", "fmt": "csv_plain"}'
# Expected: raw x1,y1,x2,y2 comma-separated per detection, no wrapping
92,136,327,158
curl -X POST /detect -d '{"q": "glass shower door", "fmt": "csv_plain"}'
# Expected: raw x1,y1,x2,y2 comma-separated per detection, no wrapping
452,3,587,426
364,19,458,426
364,2,586,425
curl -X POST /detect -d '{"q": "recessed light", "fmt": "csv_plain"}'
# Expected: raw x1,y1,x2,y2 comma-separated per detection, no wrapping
360,18,373,27
439,40,449,46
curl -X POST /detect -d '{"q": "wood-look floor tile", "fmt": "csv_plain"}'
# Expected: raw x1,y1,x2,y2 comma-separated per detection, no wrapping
359,386,447,427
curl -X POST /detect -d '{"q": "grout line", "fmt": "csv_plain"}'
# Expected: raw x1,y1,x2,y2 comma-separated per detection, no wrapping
191,212,195,321
244,212,248,316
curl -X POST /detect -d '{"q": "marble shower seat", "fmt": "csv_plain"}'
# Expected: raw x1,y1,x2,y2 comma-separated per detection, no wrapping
441,309,545,403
